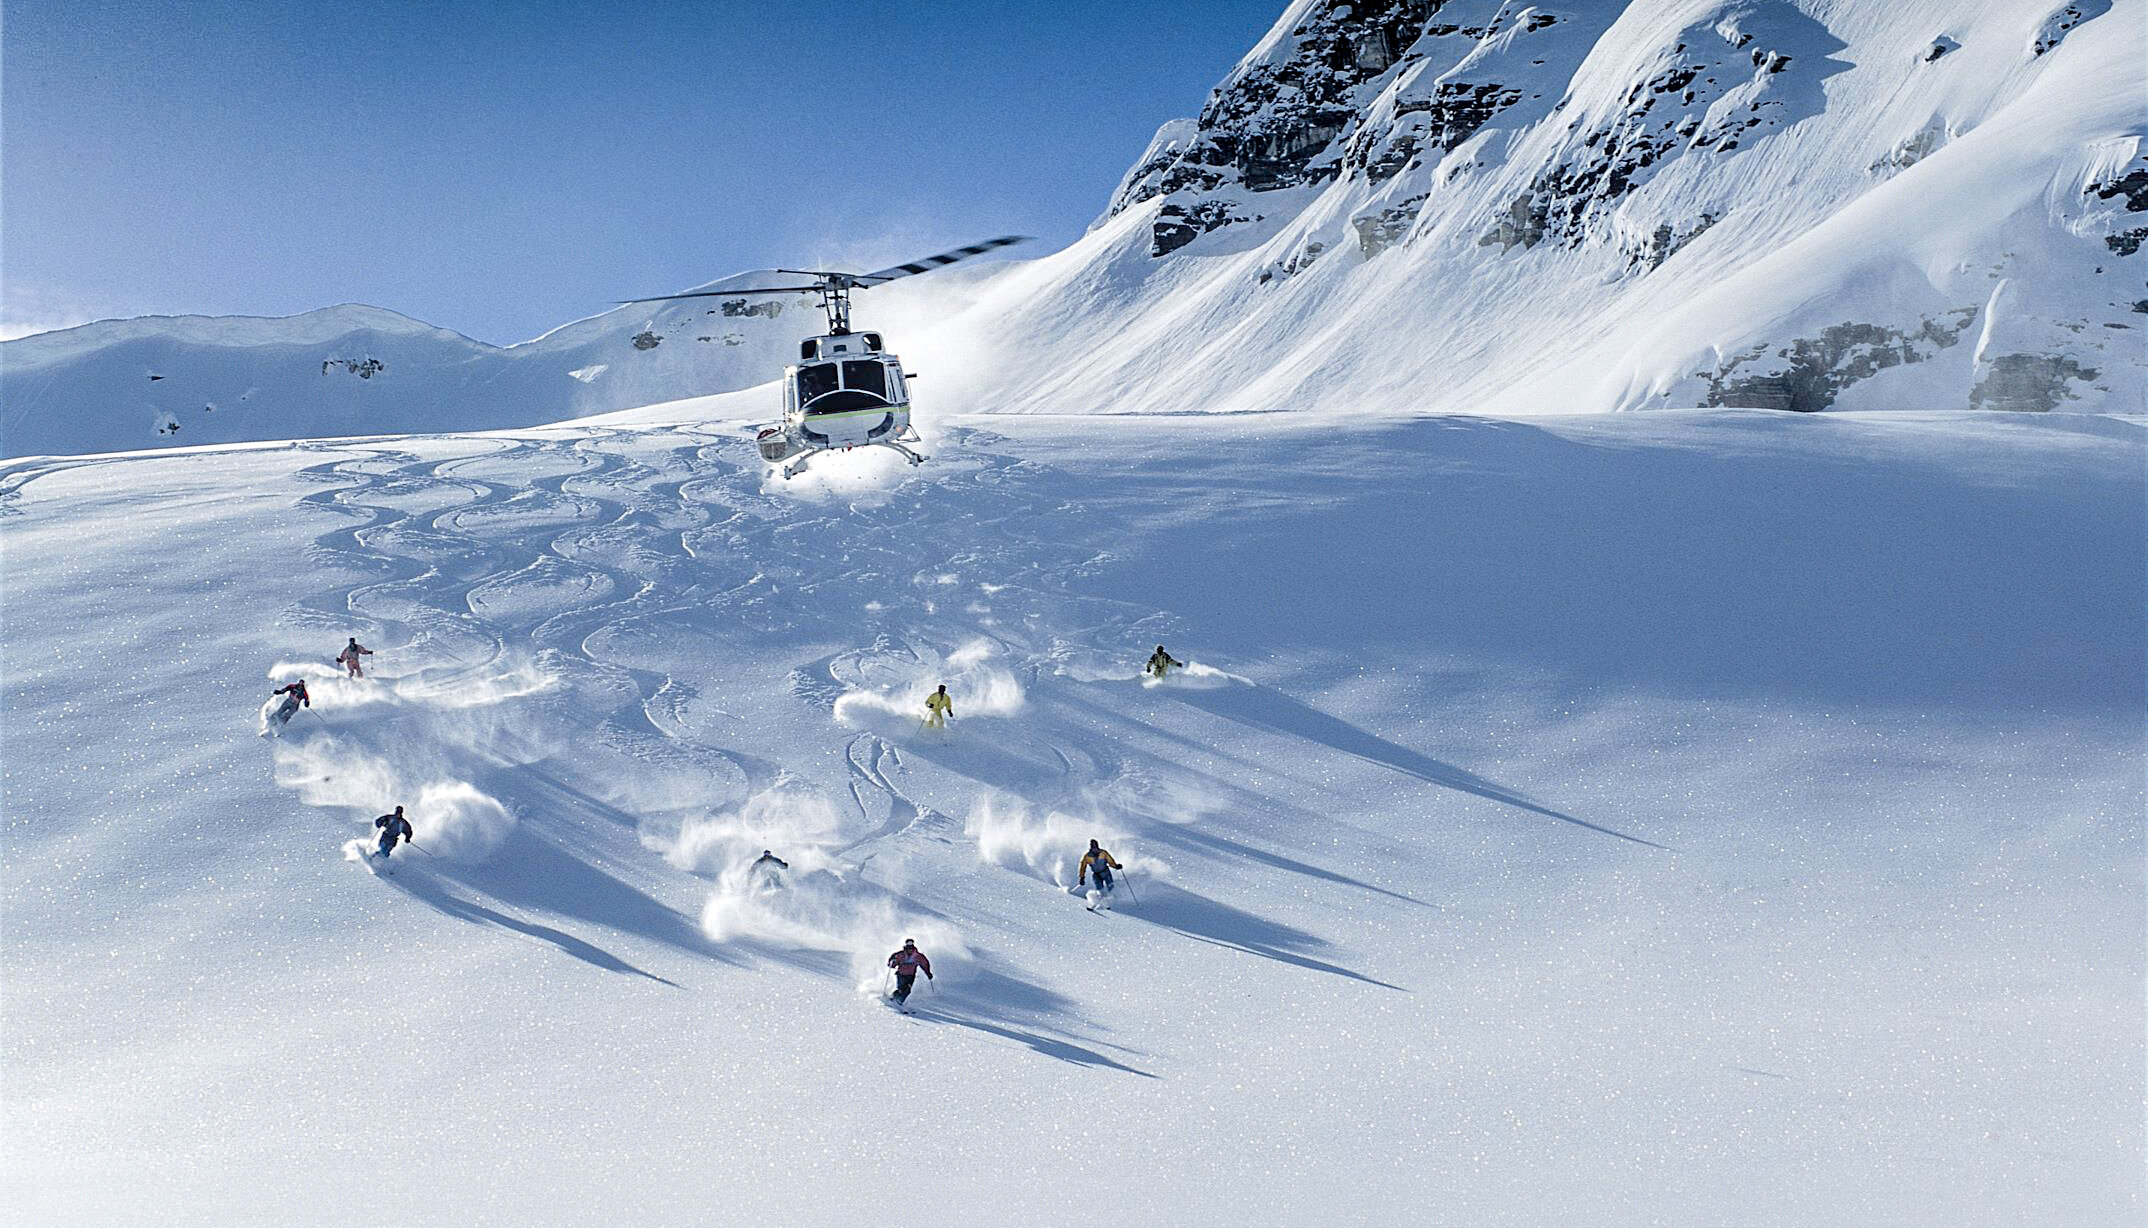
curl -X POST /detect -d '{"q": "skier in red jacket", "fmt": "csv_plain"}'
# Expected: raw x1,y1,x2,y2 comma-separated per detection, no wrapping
268,679,310,729
887,938,933,1006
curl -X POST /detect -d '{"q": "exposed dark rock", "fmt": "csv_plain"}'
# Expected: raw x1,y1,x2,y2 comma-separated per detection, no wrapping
1705,310,1978,411
630,331,662,351
2107,228,2147,257
1345,81,1526,184
322,357,385,379
1104,0,1572,257
1151,199,1256,258
1477,191,1546,251
720,299,783,319
1923,36,1960,62
2030,1,2111,57
1971,353,2100,411
1871,121,1947,175
1258,239,1330,283
1630,213,1720,269
1511,8,1849,251
1353,196,1427,256
2088,167,2148,213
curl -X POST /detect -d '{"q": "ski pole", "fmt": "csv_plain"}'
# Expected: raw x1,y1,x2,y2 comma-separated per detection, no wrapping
1120,868,1139,905
406,842,435,858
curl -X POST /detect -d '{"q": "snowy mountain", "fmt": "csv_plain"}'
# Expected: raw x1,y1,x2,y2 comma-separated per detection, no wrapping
4,1,2140,458
0,277,831,458
926,0,2147,417
5,405,2141,1224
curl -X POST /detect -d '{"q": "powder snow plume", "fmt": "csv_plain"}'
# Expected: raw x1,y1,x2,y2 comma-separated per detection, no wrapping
832,637,1027,734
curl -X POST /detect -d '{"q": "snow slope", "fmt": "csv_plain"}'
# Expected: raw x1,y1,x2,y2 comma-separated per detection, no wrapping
7,2,2143,459
4,408,2140,1225
0,271,854,459
925,0,2148,418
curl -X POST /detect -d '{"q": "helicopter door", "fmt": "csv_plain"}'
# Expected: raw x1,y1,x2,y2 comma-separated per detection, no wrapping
796,363,839,404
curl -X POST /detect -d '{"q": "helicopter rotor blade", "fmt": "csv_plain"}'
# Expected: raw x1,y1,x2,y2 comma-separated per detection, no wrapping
854,236,1032,285
616,286,822,305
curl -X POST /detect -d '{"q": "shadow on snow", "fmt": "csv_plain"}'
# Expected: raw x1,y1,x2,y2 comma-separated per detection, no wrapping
1159,680,1671,851
1126,882,1404,992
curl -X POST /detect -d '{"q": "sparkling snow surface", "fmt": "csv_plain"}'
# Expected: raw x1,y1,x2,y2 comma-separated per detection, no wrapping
3,407,2141,1225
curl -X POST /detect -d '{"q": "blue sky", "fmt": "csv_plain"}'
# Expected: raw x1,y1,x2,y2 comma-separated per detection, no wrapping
2,1,1282,344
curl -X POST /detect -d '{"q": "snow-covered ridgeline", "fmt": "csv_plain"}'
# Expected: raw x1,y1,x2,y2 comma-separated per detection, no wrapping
3,0,2142,459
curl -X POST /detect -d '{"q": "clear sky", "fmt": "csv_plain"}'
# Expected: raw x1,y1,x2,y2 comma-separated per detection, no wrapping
2,1,1283,344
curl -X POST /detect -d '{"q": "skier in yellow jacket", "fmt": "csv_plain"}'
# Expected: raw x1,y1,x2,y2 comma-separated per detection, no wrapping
1078,839,1122,896
924,684,953,729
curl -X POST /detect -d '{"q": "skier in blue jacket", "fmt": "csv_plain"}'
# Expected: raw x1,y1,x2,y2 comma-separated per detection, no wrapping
374,806,414,859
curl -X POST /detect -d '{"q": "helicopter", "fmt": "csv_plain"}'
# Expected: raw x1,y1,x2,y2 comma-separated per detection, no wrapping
622,236,1029,478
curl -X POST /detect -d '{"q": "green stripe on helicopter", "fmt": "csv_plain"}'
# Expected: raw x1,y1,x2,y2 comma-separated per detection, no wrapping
805,406,910,422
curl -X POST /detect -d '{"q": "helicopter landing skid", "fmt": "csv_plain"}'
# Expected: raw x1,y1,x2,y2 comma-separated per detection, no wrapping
780,439,927,480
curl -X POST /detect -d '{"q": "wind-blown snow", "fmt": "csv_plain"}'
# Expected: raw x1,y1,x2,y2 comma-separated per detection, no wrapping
3,405,2139,1225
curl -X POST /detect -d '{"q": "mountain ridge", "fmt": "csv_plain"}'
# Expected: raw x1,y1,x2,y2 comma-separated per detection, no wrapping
3,0,2141,458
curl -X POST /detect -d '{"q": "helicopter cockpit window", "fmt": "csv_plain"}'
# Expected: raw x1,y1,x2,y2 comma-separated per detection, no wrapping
796,363,839,402
841,361,888,400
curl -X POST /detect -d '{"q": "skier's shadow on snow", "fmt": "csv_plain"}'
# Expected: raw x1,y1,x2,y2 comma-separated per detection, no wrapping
902,1006,1157,1078
379,865,681,987
901,965,1156,1078
1127,883,1403,992
440,824,722,967
1161,682,1670,851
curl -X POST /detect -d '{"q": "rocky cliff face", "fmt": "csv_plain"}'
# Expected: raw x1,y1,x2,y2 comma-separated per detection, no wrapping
1064,0,2145,416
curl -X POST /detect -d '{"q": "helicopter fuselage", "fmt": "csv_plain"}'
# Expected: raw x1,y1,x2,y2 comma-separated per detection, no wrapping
782,331,912,450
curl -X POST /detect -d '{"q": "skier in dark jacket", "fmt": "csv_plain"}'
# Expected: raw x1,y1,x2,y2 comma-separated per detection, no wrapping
374,806,414,858
1145,645,1183,679
751,849,789,886
887,938,933,1004
269,679,311,726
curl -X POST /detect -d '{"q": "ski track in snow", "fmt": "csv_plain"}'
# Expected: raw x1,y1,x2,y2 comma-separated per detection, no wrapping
6,408,2141,1226
266,423,1273,1062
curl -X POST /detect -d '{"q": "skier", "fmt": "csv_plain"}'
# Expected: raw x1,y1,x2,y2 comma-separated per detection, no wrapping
268,678,311,728
750,849,789,885
337,637,373,678
924,684,953,730
1078,839,1122,896
373,805,414,859
886,938,933,1006
1145,645,1183,679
